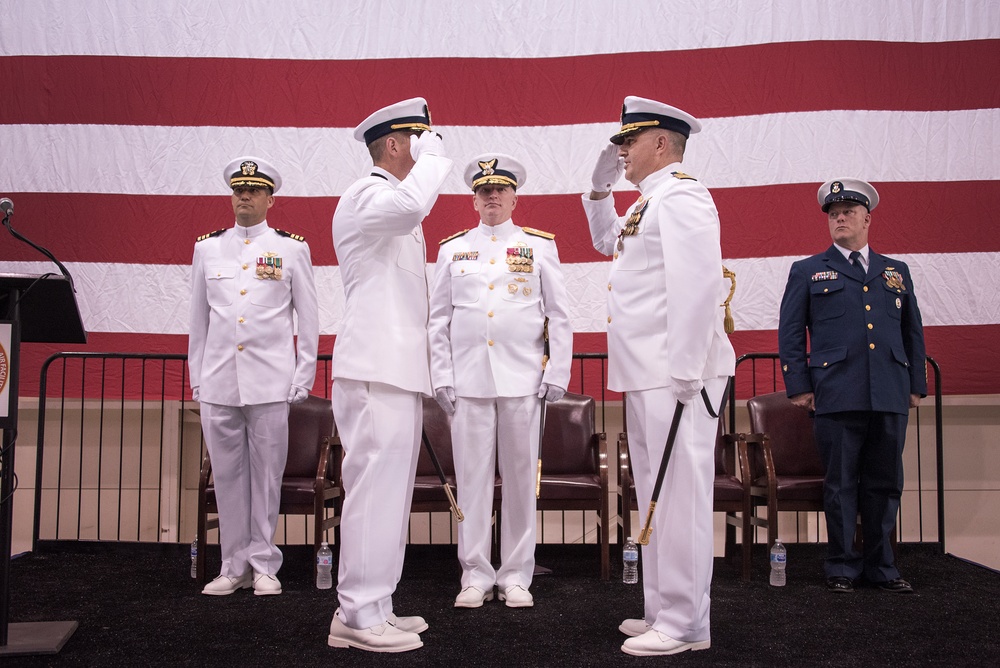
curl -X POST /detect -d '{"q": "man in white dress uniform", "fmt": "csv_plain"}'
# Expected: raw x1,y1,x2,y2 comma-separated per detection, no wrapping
581,97,736,656
189,156,319,597
327,98,453,653
428,153,572,610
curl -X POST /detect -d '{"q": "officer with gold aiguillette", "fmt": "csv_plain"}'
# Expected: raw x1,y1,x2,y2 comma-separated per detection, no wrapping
429,153,572,611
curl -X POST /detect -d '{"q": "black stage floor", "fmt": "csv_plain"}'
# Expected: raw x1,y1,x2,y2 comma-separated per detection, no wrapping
4,541,999,666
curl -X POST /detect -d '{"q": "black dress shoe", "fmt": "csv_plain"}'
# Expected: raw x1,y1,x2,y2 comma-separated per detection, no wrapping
826,576,854,593
878,578,913,593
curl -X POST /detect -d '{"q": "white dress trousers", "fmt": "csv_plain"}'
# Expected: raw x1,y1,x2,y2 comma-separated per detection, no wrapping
332,379,421,630
452,394,540,590
200,401,289,577
626,377,727,643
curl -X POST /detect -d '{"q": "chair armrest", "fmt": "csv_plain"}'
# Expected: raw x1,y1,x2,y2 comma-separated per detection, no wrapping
617,432,632,496
725,432,753,492
744,432,776,497
197,451,212,492
596,432,609,486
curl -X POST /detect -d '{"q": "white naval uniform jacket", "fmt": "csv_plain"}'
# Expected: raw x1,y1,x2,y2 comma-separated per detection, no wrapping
428,219,573,398
582,163,735,393
332,158,453,395
188,220,319,406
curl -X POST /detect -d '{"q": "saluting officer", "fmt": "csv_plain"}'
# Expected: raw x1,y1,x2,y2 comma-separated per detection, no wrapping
328,98,452,654
429,153,572,610
189,156,319,597
778,179,926,594
582,97,735,656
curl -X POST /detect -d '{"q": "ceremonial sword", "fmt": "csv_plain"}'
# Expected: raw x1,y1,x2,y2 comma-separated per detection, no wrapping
421,429,464,522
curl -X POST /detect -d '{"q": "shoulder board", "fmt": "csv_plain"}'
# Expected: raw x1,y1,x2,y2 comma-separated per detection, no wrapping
523,227,555,240
196,229,225,242
671,171,698,181
439,229,470,245
276,229,306,242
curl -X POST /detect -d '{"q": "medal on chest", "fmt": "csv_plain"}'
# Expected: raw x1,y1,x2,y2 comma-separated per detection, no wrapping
882,268,906,291
256,252,283,280
506,244,534,273
617,196,649,251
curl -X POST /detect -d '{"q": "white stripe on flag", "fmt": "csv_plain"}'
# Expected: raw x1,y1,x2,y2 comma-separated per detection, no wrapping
3,109,999,196
3,252,998,335
4,0,997,59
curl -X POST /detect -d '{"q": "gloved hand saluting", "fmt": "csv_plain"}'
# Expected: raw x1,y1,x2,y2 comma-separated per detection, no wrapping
538,383,566,403
435,386,456,416
591,143,624,193
410,131,446,161
287,385,309,404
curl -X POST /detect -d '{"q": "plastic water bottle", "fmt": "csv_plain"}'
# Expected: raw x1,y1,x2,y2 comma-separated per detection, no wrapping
190,537,198,579
316,541,334,589
769,539,787,587
623,537,639,584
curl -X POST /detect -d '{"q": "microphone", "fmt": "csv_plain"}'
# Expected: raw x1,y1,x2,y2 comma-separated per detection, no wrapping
1,196,76,291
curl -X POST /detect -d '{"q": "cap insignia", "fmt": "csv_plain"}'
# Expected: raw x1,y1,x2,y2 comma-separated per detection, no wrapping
831,181,842,194
240,161,258,177
478,158,498,176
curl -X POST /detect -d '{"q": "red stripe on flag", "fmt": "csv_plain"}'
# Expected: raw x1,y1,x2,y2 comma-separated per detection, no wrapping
3,181,998,265
3,40,999,126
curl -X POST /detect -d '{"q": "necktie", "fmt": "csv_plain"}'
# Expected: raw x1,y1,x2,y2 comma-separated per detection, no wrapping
848,250,867,281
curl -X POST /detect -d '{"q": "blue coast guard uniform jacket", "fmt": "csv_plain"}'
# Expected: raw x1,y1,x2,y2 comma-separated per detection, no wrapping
778,245,927,416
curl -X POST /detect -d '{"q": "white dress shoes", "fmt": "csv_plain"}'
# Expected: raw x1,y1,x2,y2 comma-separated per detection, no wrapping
328,614,423,653
454,586,494,608
252,572,282,596
498,584,533,608
201,572,251,596
387,612,428,634
621,629,711,656
618,618,652,637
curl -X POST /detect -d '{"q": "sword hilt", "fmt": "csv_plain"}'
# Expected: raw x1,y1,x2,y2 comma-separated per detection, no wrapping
637,503,656,545
443,483,464,522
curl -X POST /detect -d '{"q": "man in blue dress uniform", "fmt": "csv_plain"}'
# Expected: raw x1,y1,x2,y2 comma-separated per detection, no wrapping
778,178,926,593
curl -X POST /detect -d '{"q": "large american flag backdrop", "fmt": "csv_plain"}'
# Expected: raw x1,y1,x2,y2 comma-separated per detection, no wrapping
1,0,998,398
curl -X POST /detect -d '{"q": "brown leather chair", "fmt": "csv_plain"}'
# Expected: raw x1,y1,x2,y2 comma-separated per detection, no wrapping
195,394,341,582
618,417,754,580
745,391,826,550
535,392,611,580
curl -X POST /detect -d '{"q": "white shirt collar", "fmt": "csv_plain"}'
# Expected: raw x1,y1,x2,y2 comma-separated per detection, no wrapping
234,220,269,238
834,243,870,267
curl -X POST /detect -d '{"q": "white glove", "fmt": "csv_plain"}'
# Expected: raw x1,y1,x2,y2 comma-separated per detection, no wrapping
410,131,445,161
538,383,566,403
287,385,309,404
671,377,704,405
590,143,624,192
434,386,456,416
191,386,200,402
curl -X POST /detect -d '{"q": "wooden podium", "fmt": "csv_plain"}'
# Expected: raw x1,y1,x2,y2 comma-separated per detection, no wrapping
0,273,86,655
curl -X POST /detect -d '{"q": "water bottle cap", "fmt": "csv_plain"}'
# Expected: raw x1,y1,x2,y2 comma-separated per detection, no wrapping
321,541,329,547
627,537,633,541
